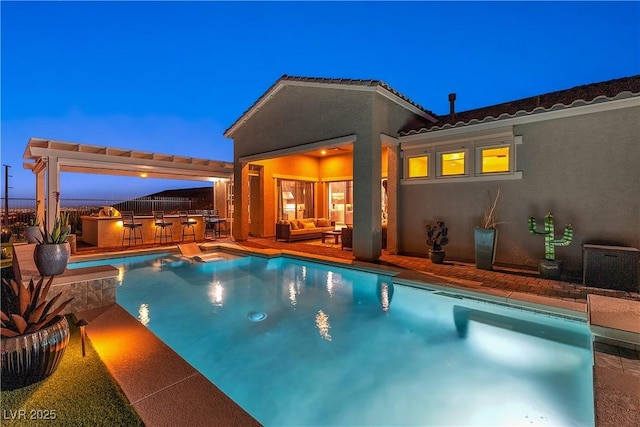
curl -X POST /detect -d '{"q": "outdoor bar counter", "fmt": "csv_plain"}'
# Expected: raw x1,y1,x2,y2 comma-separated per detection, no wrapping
81,214,206,247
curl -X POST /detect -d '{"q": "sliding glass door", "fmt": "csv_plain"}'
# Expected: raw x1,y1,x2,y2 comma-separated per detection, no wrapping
278,180,314,220
327,181,353,225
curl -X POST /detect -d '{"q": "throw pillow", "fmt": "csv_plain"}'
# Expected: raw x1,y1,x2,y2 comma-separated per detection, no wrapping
317,218,331,227
290,220,299,230
303,222,316,229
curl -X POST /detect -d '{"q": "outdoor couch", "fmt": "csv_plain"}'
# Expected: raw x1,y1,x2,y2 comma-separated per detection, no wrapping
275,218,335,242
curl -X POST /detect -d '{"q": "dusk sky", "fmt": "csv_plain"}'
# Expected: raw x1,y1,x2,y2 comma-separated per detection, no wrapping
2,1,639,203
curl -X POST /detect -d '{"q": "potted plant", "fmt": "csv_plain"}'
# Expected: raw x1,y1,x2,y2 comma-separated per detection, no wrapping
34,216,71,276
474,189,501,270
528,212,573,279
1,276,73,390
426,220,448,264
34,192,71,276
25,216,43,244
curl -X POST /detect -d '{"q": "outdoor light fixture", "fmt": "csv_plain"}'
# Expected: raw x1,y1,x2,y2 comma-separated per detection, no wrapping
76,318,89,357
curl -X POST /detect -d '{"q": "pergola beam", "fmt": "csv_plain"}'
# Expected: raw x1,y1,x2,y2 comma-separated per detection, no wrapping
22,137,234,223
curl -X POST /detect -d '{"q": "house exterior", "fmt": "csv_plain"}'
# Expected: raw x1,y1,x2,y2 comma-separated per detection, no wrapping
224,74,640,276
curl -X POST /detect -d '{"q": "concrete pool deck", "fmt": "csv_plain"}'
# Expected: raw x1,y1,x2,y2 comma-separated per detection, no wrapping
74,237,640,426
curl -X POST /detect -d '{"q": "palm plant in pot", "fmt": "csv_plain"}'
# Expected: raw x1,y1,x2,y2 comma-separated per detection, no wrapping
426,220,449,264
1,276,73,390
474,189,501,270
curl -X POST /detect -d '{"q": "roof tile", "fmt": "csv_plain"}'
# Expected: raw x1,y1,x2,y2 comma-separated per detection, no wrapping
401,74,640,135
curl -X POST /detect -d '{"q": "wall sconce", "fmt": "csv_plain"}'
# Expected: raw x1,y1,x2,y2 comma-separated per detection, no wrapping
76,318,89,357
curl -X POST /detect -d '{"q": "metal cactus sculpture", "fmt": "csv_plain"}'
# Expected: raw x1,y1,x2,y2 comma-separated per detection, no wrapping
528,213,573,260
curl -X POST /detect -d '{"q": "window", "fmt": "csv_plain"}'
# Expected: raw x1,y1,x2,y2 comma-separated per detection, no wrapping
440,151,466,176
401,130,521,183
407,155,429,178
479,146,510,174
278,180,314,220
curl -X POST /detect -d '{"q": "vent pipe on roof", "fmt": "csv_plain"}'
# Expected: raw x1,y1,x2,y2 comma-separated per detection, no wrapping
448,93,457,119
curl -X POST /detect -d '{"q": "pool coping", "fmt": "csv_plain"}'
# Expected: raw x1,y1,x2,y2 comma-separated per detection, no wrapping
80,242,639,426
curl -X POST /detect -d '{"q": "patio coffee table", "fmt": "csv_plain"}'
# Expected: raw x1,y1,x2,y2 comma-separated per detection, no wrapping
321,230,341,244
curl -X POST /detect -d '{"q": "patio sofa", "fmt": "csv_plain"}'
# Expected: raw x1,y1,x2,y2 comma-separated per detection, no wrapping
275,218,335,242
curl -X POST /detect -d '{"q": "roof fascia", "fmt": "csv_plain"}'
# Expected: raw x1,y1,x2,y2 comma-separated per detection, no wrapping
23,137,233,179
399,95,640,143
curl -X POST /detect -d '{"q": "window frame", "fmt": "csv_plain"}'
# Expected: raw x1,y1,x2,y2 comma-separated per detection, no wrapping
437,146,470,178
406,153,431,179
401,131,521,184
474,139,513,176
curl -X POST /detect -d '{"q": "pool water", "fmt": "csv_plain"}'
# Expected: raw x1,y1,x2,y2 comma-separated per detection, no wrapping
75,253,594,426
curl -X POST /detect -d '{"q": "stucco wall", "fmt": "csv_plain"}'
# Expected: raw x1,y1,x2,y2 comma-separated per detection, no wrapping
231,82,425,260
233,86,372,159
398,106,640,276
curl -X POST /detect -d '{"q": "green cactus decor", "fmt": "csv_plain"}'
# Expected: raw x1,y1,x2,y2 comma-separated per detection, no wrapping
528,213,573,260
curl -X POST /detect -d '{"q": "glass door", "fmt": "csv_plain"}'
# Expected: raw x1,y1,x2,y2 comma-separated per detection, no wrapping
327,181,353,225
278,180,314,220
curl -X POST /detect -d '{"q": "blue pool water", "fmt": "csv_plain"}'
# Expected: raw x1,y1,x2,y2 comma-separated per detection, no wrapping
72,253,594,426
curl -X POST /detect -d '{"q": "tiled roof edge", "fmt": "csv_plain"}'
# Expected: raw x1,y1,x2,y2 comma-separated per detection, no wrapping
400,91,638,135
400,75,640,136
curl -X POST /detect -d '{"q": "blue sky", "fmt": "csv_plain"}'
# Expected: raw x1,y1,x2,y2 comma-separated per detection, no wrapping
2,1,639,202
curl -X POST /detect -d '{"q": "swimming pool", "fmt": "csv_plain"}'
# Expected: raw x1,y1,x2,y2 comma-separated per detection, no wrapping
73,252,594,426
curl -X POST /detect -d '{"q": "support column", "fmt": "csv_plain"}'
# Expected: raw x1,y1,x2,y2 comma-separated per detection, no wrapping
352,133,382,262
35,168,45,223
45,156,60,230
232,162,250,241
386,143,400,254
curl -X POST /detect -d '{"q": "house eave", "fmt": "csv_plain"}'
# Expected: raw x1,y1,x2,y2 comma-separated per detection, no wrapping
399,94,640,143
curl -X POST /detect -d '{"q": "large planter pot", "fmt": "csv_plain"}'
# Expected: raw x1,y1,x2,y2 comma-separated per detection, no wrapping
1,315,70,391
25,226,43,244
34,243,71,276
429,249,446,264
539,259,563,280
474,227,497,270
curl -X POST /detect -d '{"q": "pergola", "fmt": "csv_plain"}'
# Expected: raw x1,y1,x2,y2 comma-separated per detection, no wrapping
23,137,234,228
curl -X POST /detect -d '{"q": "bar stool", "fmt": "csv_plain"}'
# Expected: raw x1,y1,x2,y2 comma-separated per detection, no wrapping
203,209,215,240
153,211,173,244
178,210,196,241
121,211,143,246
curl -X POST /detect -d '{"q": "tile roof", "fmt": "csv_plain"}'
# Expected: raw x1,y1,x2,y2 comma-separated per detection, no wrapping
224,74,437,137
400,74,640,135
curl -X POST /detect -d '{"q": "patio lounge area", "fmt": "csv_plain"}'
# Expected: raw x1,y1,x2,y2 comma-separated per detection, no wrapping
63,235,640,426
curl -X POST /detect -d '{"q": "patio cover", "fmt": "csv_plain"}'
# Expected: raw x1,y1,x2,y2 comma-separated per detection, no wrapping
23,137,233,228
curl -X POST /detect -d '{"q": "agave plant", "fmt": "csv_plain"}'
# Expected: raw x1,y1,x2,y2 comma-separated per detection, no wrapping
0,276,73,337
28,216,42,227
37,217,70,244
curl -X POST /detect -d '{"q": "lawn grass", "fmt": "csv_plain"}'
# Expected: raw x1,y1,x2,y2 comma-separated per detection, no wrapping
1,315,142,426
